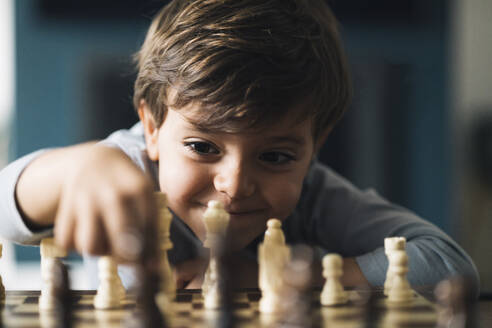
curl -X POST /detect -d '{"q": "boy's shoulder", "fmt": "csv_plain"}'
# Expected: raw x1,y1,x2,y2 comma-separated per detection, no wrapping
100,122,158,185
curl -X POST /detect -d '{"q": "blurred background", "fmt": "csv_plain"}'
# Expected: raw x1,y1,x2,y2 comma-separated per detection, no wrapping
0,0,490,292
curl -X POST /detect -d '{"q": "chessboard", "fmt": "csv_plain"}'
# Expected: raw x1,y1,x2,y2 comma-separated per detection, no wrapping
0,288,438,328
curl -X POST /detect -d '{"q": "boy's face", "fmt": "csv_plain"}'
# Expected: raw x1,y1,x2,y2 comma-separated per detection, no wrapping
141,104,315,250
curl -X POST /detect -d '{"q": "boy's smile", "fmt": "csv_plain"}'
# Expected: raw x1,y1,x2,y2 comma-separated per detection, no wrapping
141,104,315,250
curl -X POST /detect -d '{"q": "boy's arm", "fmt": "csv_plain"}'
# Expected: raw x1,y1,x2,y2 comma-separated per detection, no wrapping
9,142,157,260
291,160,480,296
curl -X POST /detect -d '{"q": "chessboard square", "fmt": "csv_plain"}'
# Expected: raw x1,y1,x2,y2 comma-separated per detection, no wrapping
4,315,40,327
24,296,38,304
78,295,95,305
75,309,97,320
190,308,207,320
246,291,261,302
175,293,193,302
12,303,40,314
232,292,249,303
172,301,194,312
4,295,28,306
320,305,364,321
234,308,256,320
232,301,251,309
93,308,129,323
381,310,437,326
191,293,204,302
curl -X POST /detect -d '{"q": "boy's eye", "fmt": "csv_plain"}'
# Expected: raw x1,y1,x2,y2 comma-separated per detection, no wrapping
185,141,219,155
259,151,294,164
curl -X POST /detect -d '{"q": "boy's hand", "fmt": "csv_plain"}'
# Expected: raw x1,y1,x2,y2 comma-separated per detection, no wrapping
16,143,157,261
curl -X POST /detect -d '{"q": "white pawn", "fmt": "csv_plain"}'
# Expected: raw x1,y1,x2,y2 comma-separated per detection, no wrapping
259,218,290,313
39,238,68,311
155,192,176,300
384,237,406,296
320,254,348,306
201,200,230,308
94,256,125,309
0,243,4,299
387,250,414,304
202,200,230,249
203,258,222,309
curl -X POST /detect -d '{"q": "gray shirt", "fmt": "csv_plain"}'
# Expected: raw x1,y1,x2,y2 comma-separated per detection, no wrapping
0,123,480,295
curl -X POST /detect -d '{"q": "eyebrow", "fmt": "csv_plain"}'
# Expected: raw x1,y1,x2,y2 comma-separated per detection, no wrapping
181,115,307,146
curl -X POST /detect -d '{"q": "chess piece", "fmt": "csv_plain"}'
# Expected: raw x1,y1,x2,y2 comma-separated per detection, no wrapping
94,256,125,309
258,218,291,313
386,250,414,304
0,243,5,300
155,192,176,300
39,238,68,311
39,260,73,328
320,253,348,306
278,245,313,328
52,260,73,328
127,217,167,328
201,200,230,309
214,234,236,328
383,237,406,296
435,276,478,328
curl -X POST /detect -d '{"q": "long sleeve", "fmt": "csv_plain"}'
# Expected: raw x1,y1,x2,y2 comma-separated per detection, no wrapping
0,123,150,245
0,150,53,244
0,123,202,289
282,160,480,297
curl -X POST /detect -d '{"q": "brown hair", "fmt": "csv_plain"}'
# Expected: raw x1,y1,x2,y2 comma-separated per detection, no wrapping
133,0,351,140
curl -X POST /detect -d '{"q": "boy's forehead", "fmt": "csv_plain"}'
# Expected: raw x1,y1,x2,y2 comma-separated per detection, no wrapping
174,105,314,138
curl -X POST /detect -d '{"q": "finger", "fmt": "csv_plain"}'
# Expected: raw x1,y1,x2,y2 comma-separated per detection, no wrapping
100,192,144,262
74,211,109,256
54,195,76,251
130,180,157,230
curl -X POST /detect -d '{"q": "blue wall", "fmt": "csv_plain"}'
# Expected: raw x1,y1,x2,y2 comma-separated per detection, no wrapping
12,0,150,261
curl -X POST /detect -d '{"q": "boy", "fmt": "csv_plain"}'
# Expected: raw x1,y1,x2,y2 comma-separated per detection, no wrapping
0,0,479,294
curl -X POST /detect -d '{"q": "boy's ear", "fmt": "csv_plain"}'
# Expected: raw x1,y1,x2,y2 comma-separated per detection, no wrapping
138,100,159,161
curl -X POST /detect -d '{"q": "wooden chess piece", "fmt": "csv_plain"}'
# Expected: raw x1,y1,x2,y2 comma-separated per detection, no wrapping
386,250,414,304
214,232,237,328
258,218,290,313
435,276,478,328
128,218,167,328
383,237,406,296
278,245,313,328
201,200,230,309
39,238,68,311
320,253,348,306
52,260,73,328
155,192,175,303
39,259,73,328
94,256,125,309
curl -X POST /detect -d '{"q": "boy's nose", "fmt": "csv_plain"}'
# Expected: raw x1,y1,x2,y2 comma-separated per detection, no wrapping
213,161,255,199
